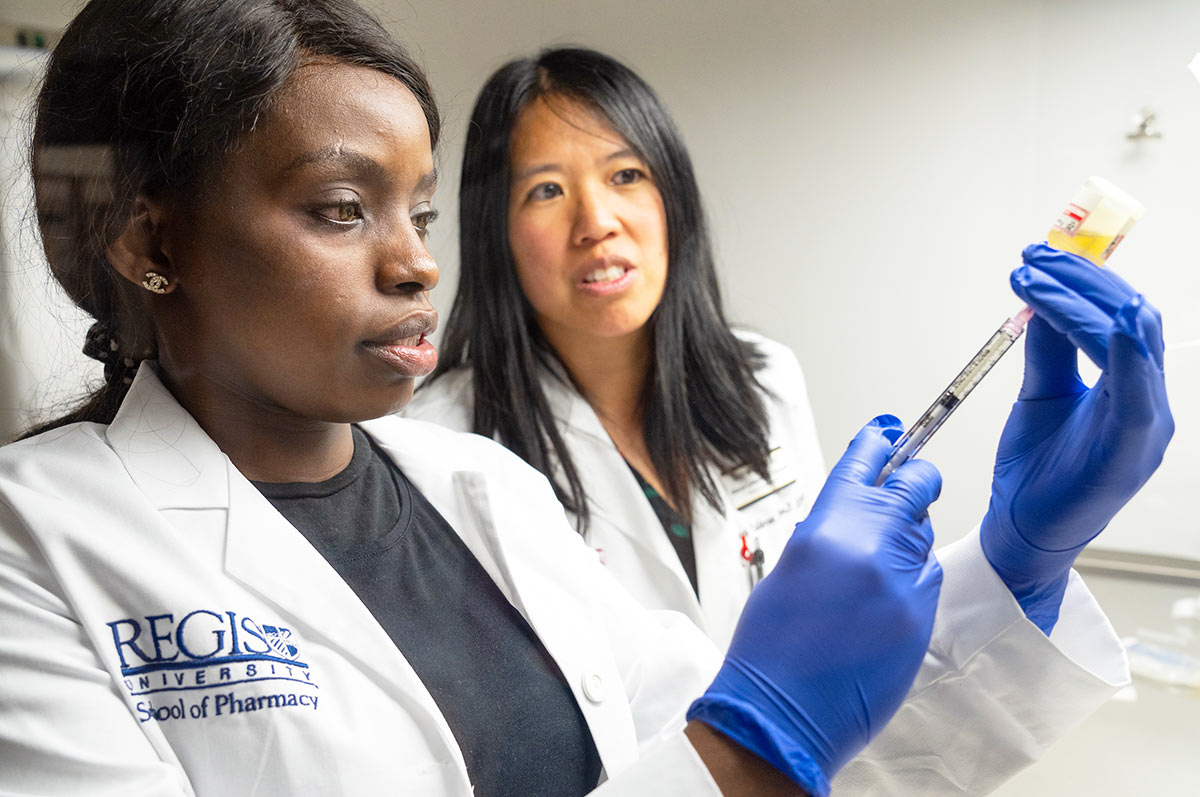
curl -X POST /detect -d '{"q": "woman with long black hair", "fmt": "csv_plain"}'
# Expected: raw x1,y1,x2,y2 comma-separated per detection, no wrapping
407,46,1172,793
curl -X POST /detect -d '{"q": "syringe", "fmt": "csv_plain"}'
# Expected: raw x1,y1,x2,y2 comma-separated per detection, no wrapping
876,306,1033,484
876,176,1144,486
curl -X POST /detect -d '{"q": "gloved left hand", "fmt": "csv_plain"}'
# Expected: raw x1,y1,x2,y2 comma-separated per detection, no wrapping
981,243,1173,633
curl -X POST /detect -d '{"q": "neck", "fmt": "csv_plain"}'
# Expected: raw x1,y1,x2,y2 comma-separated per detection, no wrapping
542,322,682,510
159,369,354,484
546,325,653,436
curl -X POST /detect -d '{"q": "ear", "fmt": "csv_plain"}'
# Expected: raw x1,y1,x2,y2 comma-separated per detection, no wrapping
106,196,177,294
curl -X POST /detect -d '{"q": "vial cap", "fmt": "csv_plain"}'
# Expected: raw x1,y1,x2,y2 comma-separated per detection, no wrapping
1073,176,1145,222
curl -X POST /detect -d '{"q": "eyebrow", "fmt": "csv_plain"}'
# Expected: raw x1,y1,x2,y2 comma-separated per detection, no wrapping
511,147,638,182
282,147,438,192
283,147,382,178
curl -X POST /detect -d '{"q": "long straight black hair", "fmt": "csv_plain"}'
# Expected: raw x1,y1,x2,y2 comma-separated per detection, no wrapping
24,0,439,438
428,47,771,528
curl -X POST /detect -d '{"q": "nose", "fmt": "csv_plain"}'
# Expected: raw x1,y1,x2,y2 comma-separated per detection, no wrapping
377,226,439,295
570,185,620,248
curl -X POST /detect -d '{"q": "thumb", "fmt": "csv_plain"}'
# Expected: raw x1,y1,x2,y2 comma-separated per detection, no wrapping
827,415,904,487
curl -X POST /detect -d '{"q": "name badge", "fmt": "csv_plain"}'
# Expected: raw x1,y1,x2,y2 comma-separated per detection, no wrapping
721,446,797,511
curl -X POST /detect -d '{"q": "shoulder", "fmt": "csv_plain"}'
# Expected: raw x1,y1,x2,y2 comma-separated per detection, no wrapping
731,328,809,394
0,423,124,560
0,422,116,495
403,367,475,432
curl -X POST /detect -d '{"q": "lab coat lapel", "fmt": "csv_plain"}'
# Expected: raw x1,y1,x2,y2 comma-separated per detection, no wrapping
222,476,431,690
105,363,228,510
365,419,521,607
364,418,641,774
540,367,706,628
224,481,470,776
107,366,464,766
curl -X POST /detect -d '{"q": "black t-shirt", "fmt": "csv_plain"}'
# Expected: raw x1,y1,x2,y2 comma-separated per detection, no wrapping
253,426,602,796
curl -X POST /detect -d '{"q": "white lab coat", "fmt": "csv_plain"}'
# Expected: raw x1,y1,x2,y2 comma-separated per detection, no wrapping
406,330,1132,793
0,365,722,795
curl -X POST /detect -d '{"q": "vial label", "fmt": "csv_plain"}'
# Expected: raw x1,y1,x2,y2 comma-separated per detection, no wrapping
1053,203,1090,237
1102,233,1126,262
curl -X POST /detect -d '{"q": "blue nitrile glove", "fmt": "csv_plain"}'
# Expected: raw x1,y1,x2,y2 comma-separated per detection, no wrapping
982,243,1173,634
687,416,944,796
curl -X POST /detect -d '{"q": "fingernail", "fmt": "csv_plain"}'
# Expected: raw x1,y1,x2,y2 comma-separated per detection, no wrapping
1011,265,1032,287
1115,294,1145,334
1021,242,1050,262
869,413,903,429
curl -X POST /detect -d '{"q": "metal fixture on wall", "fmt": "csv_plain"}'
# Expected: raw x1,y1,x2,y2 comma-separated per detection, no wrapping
1126,107,1163,140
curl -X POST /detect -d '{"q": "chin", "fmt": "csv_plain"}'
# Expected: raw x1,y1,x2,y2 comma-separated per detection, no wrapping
594,317,655,340
319,384,416,424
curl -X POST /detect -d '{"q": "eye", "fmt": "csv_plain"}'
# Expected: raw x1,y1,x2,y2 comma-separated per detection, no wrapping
412,208,440,239
315,197,364,227
612,167,646,186
527,182,563,202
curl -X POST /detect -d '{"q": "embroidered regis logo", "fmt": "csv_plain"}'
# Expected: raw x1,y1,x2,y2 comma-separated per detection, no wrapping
107,609,305,670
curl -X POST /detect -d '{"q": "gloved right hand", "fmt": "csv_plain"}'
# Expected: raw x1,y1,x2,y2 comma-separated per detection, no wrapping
687,415,943,797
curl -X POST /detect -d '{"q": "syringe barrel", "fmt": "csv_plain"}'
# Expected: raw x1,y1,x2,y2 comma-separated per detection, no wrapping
876,320,1024,485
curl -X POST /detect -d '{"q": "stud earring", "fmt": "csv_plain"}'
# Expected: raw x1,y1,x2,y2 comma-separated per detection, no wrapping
141,271,170,294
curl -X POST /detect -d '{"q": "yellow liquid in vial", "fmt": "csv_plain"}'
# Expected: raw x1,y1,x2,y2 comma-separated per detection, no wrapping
1047,228,1118,266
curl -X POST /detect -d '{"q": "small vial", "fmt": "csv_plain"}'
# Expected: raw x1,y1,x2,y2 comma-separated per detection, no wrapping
1047,176,1144,265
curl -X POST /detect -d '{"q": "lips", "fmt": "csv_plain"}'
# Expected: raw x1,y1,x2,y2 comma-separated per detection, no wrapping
362,311,439,376
364,311,437,345
576,255,635,296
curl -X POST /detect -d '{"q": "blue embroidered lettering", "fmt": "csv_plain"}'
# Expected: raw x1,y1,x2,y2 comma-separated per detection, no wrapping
107,618,154,668
212,691,318,716
136,698,185,723
225,611,242,654
176,609,225,659
145,614,179,662
239,616,270,655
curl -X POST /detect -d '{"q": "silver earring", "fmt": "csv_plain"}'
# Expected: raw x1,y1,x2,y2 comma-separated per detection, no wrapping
141,271,170,294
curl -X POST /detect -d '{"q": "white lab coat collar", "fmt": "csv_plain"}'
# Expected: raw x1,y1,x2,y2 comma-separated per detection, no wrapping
358,416,525,611
105,364,466,770
105,363,639,775
361,415,642,771
536,361,707,631
105,362,229,510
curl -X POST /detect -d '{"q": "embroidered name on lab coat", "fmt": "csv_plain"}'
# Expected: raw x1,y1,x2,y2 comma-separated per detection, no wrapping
107,609,321,724
720,446,799,511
